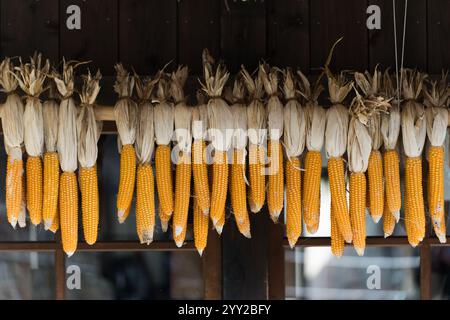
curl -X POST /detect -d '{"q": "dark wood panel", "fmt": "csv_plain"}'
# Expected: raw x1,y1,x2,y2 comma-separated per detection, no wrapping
203,231,222,299
369,0,427,71
1,0,59,62
267,0,309,70
220,0,266,73
60,0,118,75
310,0,368,72
267,222,285,299
119,0,176,74
427,0,450,73
178,0,220,75
222,209,270,300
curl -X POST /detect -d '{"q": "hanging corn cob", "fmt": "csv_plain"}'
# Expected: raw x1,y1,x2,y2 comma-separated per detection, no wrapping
114,64,138,223
134,72,159,244
229,77,251,238
192,91,210,215
298,71,325,234
283,69,306,248
354,70,384,223
424,73,449,243
43,81,60,231
0,58,25,228
15,54,50,226
77,71,102,245
53,60,79,257
241,66,266,213
325,69,353,244
154,74,175,232
383,200,396,238
331,201,345,257
380,71,402,227
260,65,284,222
401,69,427,247
193,192,208,256
171,66,193,247
202,51,232,234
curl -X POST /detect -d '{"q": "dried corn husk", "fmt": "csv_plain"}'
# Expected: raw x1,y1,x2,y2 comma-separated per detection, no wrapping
230,80,248,152
380,71,401,151
0,58,25,228
192,91,209,142
43,82,60,154
172,66,192,155
154,76,174,146
260,65,283,141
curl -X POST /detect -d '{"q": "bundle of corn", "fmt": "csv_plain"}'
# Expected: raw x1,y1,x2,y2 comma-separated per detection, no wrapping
283,69,306,248
229,78,251,238
0,58,25,228
354,69,387,223
171,66,192,247
114,64,138,224
53,60,79,257
347,88,373,256
260,65,284,222
241,66,266,213
134,72,159,244
424,73,449,243
154,74,175,232
325,69,353,244
77,71,102,245
380,71,401,237
15,54,50,226
202,53,232,234
192,91,210,253
192,91,210,216
401,69,427,247
298,71,325,234
43,81,60,232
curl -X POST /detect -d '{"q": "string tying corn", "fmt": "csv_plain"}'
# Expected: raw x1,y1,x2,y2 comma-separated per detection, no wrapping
283,69,306,247
154,75,175,232
241,66,266,213
77,71,102,245
171,66,193,247
114,64,138,223
0,58,25,228
298,71,325,234
54,60,80,257
424,73,449,243
229,78,251,238
401,69,427,247
15,54,49,226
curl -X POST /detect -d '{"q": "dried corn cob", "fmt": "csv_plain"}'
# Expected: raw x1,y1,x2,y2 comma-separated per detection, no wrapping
193,193,209,256
383,201,396,238
330,200,345,257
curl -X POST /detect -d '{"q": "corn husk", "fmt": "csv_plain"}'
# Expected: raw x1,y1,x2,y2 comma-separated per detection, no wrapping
283,69,305,158
230,79,248,152
192,91,209,142
298,71,325,153
0,58,25,228
380,71,401,151
154,76,174,146
43,82,60,153
113,64,138,147
172,66,192,154
260,65,283,141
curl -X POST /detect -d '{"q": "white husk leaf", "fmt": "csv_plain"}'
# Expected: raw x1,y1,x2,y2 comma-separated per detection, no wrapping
54,61,78,173
305,103,326,152
154,77,174,146
380,72,400,150
260,66,283,141
172,66,192,153
230,79,248,150
192,96,208,141
424,76,449,147
325,104,349,158
347,117,372,173
113,64,138,146
77,71,102,168
43,99,59,152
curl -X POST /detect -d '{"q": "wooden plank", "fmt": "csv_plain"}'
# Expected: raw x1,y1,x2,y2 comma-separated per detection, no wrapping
267,222,285,299
203,231,222,299
60,0,118,75
222,209,270,300
369,0,427,71
220,0,266,73
427,0,450,73
310,0,368,72
178,0,220,75
1,0,59,62
267,0,309,70
119,0,177,74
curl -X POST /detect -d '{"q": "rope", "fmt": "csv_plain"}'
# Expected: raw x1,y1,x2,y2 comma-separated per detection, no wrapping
392,0,408,105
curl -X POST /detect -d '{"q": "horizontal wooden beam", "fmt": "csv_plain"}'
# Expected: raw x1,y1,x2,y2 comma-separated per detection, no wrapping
284,236,450,247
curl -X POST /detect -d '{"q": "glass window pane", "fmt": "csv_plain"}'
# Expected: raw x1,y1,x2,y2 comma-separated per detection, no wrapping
431,247,450,299
285,246,420,300
65,251,203,299
0,252,54,299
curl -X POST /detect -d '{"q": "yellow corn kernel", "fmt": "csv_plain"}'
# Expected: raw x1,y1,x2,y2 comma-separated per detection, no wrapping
60,172,78,257
367,150,383,223
383,201,396,238
303,150,322,234
192,140,210,215
117,144,136,223
286,157,302,248
43,152,59,229
428,146,444,225
231,149,251,238
349,172,366,256
328,157,352,243
48,208,59,233
331,200,344,257
155,144,174,231
210,150,228,234
173,152,191,247
248,144,265,213
193,195,209,256
26,156,43,225
6,156,23,228
405,157,425,247
267,140,284,222
136,163,155,245
80,166,99,245
383,149,401,219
